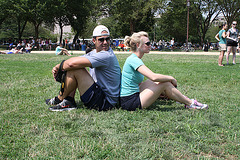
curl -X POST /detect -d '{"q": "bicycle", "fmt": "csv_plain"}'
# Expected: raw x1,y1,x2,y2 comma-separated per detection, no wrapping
180,46,195,52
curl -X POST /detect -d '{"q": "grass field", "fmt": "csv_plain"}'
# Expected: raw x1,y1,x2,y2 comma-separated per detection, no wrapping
0,52,239,159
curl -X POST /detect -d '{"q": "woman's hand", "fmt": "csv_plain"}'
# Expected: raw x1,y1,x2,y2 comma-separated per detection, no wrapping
170,77,178,88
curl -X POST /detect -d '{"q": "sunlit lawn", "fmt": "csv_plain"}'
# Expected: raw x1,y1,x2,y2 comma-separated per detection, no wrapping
0,52,239,159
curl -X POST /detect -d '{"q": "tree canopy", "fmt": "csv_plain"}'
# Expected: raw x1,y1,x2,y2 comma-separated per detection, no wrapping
0,0,239,45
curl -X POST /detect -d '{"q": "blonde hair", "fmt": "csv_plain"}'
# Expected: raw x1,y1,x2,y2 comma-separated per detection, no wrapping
124,31,148,52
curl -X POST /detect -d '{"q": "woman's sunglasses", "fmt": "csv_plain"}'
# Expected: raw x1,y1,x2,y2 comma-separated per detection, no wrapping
145,42,151,46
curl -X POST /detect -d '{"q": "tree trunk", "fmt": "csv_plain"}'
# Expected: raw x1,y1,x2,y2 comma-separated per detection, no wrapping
34,23,40,40
73,31,79,44
130,19,134,34
17,19,27,41
60,24,63,44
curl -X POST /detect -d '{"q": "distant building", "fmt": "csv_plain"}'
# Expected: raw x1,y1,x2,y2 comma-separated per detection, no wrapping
212,15,227,27
54,24,74,43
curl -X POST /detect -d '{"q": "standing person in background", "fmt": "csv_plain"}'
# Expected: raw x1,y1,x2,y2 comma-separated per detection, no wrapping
170,38,174,51
45,39,49,50
120,31,208,111
226,21,240,65
49,39,52,51
215,23,228,66
65,39,68,48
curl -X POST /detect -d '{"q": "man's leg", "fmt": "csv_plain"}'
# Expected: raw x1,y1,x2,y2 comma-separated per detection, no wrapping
48,68,94,111
58,68,94,101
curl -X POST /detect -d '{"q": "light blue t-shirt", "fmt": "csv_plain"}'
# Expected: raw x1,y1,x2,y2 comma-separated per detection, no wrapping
120,53,144,97
82,48,121,105
55,46,62,55
219,29,226,44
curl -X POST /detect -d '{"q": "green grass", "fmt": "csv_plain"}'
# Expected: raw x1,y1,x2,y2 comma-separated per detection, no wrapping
0,53,239,159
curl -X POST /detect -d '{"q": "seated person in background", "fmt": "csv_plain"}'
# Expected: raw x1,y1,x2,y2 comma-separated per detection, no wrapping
56,43,71,56
25,43,32,53
0,47,22,54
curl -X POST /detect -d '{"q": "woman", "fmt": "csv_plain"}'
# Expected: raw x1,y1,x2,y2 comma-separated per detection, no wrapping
215,23,228,66
55,43,71,56
226,21,240,65
120,31,208,111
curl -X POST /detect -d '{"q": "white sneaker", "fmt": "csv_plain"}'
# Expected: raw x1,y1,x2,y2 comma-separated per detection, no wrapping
185,99,208,109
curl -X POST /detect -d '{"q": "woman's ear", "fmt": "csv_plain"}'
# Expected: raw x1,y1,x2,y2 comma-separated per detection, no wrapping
136,42,140,48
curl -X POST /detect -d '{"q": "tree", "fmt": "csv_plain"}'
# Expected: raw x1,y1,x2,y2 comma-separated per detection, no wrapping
8,0,30,40
65,0,94,43
108,0,163,36
28,0,53,40
217,0,240,27
50,0,70,44
192,0,221,45
0,0,10,26
157,0,199,44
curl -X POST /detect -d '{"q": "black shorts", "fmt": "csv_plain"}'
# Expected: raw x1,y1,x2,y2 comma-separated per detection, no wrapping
80,83,114,111
120,92,142,111
227,40,238,46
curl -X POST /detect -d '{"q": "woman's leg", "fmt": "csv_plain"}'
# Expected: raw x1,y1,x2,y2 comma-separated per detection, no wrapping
139,80,192,109
226,46,232,64
218,50,225,66
232,46,237,64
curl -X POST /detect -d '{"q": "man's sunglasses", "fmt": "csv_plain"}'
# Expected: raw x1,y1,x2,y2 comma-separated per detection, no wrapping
145,42,151,46
98,37,110,42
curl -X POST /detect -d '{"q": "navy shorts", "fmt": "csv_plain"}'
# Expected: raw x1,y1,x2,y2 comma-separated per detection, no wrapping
80,83,114,111
120,92,142,111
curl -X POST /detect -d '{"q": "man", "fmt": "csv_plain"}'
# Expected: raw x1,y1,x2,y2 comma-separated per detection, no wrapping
46,25,121,111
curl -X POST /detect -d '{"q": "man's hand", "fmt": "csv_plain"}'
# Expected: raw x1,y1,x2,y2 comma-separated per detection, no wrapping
52,64,60,79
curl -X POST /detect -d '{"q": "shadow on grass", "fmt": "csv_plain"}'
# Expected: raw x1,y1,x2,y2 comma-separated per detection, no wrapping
146,99,183,112
75,99,183,112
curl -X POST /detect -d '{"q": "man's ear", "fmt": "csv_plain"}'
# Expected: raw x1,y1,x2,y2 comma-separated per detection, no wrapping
92,38,96,43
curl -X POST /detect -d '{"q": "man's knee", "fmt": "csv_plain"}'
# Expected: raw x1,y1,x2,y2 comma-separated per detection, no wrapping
67,68,88,77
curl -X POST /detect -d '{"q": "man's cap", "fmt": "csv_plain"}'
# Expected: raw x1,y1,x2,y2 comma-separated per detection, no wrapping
93,25,110,37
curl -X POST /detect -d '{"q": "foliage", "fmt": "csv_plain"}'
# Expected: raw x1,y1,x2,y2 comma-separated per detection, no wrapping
192,0,220,44
0,21,57,42
216,0,240,27
0,53,239,159
0,0,11,25
49,0,70,43
205,25,219,42
108,0,163,36
156,0,199,43
0,0,239,45
65,0,95,42
27,0,50,39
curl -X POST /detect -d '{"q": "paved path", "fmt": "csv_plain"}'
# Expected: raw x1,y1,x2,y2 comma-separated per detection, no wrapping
31,50,220,55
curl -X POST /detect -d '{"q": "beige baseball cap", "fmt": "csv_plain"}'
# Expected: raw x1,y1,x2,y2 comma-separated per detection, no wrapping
92,25,110,37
